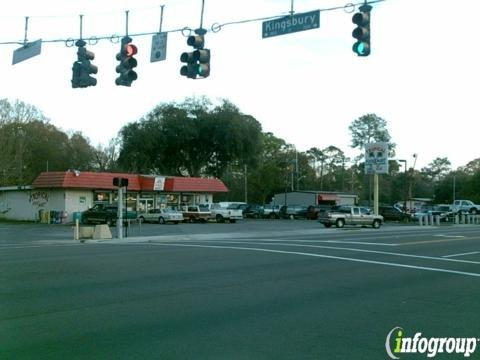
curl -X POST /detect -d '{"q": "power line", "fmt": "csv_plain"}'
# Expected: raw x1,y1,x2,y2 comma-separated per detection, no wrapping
0,0,385,46
212,0,385,31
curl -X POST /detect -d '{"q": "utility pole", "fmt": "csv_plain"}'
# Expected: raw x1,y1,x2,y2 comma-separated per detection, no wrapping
453,175,456,202
244,164,248,203
295,150,299,191
117,186,123,239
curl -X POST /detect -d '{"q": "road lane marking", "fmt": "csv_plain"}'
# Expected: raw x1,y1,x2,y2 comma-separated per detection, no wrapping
434,235,466,238
443,251,480,258
323,240,399,246
0,243,82,250
141,243,480,278
178,240,480,265
398,237,480,246
221,239,400,246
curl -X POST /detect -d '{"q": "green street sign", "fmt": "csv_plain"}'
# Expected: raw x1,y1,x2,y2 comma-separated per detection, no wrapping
262,10,320,39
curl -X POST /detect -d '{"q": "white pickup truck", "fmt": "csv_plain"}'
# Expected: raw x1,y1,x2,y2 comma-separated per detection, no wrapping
451,200,480,215
201,203,243,223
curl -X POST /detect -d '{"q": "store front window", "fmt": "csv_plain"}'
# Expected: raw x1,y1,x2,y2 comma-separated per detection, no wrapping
166,194,180,207
94,192,111,204
112,192,137,211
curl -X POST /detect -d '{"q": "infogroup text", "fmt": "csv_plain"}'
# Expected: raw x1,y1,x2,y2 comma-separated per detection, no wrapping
386,327,478,359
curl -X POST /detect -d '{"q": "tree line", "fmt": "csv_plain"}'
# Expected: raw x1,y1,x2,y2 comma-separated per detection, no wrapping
1,97,479,205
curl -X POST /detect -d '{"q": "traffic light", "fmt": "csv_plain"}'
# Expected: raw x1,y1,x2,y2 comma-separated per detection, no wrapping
352,4,372,57
196,48,210,78
71,40,97,88
180,30,210,79
116,36,138,86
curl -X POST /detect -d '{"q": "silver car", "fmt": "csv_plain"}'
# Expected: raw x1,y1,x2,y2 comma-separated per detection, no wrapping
138,208,184,224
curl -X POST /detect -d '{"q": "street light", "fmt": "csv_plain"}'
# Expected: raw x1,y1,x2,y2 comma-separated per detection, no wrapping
410,153,418,207
297,174,307,191
398,159,407,211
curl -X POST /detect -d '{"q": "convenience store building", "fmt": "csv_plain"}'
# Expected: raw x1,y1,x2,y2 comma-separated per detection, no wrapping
0,171,228,223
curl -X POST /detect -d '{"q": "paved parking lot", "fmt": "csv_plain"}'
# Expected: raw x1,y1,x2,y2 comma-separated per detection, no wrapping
0,218,444,244
2,220,480,359
0,218,362,244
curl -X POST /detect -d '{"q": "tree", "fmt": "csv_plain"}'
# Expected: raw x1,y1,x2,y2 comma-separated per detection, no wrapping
322,146,347,191
235,132,289,203
0,99,98,186
421,157,451,182
0,98,48,125
348,113,396,158
306,147,326,190
348,114,396,205
93,138,120,171
460,158,480,175
67,132,96,170
117,97,263,178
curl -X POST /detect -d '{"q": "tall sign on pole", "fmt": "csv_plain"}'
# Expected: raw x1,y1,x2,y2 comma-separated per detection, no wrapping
365,142,389,175
365,143,389,215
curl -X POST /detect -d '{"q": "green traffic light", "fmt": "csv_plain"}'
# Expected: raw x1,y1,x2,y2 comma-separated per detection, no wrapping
353,41,370,56
197,63,210,77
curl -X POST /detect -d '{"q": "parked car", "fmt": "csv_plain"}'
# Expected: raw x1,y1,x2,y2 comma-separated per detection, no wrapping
180,205,211,223
243,204,264,219
412,204,453,222
138,208,183,224
451,200,480,214
305,205,334,220
218,202,247,210
435,205,454,222
263,205,281,219
379,205,411,222
201,203,243,223
81,203,137,226
278,205,308,219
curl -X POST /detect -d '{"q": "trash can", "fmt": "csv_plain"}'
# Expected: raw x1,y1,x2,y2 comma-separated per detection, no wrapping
50,210,56,224
73,212,82,222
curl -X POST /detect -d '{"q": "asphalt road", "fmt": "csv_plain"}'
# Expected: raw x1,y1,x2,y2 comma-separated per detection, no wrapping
2,222,480,359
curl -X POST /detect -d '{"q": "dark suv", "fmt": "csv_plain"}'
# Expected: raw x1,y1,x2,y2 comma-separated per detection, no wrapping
243,204,264,219
379,205,411,222
305,205,334,220
279,205,308,219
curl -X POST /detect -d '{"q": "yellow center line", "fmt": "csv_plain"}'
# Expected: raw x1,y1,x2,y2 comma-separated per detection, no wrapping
398,236,480,246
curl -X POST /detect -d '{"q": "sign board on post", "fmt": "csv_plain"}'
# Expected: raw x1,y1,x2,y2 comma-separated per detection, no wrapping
262,10,320,39
12,39,42,65
365,142,389,174
150,32,167,62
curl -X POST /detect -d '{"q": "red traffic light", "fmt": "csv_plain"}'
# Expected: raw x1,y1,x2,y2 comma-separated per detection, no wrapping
125,44,138,57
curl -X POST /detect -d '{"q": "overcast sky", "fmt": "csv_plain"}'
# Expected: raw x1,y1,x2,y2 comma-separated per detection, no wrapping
0,0,478,170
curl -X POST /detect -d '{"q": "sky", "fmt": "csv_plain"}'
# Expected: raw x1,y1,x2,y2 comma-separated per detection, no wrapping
0,0,478,171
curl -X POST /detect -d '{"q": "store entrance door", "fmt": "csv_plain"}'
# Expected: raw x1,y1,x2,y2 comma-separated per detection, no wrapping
138,198,154,213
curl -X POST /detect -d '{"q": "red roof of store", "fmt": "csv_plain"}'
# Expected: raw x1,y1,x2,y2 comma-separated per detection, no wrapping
164,177,228,193
32,171,228,193
32,171,142,190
